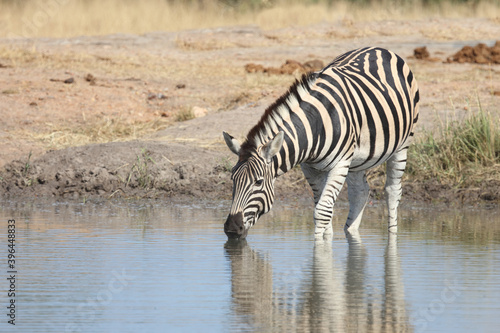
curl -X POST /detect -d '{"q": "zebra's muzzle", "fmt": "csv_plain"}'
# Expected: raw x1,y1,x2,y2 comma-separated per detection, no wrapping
224,212,247,240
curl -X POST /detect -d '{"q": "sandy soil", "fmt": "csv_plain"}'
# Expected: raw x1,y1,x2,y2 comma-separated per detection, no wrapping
1,18,499,204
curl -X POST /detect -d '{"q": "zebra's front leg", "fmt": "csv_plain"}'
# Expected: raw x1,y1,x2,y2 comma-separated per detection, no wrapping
385,148,408,233
302,161,350,240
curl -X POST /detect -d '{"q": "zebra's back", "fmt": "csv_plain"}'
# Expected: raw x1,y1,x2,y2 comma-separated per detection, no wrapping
310,47,420,171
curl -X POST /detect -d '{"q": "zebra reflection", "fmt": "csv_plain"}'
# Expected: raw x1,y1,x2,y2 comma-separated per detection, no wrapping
224,233,411,332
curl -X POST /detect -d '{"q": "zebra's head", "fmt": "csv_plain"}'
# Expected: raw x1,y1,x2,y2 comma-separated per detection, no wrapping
222,131,284,240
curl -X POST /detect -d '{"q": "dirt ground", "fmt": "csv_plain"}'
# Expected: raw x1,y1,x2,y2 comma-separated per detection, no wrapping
1,18,500,205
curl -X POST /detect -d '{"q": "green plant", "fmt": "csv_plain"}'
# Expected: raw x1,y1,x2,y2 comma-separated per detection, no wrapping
407,107,500,185
23,151,32,178
15,151,33,187
126,149,156,189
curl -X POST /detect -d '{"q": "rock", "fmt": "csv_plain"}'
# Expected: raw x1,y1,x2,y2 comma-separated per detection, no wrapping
148,92,168,100
85,73,96,85
192,106,207,118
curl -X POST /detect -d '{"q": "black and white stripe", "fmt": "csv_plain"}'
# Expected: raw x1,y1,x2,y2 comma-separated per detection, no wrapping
224,47,419,240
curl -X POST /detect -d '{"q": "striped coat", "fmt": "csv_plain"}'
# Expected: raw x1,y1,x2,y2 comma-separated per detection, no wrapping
224,47,419,240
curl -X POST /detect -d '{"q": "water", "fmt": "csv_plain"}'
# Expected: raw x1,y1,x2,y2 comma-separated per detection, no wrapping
1,199,499,332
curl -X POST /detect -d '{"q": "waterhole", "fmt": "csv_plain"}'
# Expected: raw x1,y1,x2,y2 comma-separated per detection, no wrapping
1,199,499,332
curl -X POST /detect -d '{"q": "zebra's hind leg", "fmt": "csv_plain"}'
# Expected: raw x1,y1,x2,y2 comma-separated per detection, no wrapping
302,161,351,240
385,148,408,233
344,170,370,234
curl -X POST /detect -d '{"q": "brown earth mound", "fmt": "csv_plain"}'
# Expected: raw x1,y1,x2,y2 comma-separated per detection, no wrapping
414,46,430,60
245,59,324,75
412,46,441,62
447,41,500,64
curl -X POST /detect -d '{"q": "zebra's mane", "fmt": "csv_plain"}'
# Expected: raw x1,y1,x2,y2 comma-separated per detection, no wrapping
239,71,317,160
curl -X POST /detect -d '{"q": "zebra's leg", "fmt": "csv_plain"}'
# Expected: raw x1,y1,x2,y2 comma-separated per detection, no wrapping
302,161,351,240
300,164,324,205
385,147,408,233
344,170,370,233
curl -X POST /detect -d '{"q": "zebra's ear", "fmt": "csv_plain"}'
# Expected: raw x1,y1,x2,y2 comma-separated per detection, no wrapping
262,131,284,163
223,131,241,155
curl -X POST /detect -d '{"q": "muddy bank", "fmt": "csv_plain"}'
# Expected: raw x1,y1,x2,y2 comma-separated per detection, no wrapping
1,136,499,206
0,140,231,200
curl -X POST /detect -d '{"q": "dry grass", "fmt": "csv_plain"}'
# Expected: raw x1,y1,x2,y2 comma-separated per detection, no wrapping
0,45,170,80
1,0,499,38
0,42,243,86
174,107,195,122
25,117,170,150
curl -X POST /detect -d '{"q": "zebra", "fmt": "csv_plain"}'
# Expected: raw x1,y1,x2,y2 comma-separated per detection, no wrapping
223,47,420,240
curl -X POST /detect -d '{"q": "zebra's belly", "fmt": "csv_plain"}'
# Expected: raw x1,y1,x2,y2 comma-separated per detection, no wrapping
347,114,411,171
348,143,394,172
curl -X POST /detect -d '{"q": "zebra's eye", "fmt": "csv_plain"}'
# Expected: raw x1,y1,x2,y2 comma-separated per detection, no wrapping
255,179,264,186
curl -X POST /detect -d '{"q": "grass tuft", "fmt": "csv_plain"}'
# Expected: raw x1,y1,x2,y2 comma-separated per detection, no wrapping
12,151,34,187
408,106,500,185
126,149,156,189
175,107,195,122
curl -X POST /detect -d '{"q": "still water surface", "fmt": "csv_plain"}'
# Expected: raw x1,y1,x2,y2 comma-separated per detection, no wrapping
1,199,499,332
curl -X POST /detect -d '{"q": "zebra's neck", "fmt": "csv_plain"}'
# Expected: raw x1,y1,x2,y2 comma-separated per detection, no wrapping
242,72,318,177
